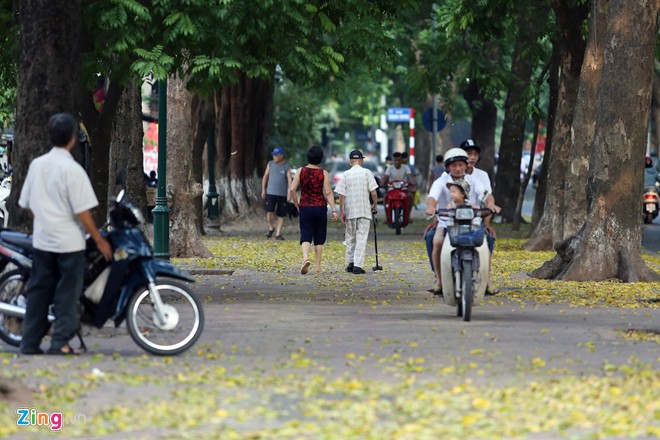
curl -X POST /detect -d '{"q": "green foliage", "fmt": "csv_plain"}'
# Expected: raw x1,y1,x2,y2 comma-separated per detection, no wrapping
0,1,16,126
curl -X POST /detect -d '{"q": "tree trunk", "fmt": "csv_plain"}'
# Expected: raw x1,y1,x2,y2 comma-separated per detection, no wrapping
463,81,497,180
10,0,81,230
562,0,608,239
190,96,215,234
167,76,211,258
214,72,274,221
531,0,660,282
80,81,124,226
108,79,148,217
493,14,539,222
526,0,588,250
651,69,660,156
530,38,562,232
513,117,540,231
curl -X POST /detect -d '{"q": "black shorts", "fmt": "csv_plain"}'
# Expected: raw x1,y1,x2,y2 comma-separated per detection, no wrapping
265,194,288,217
299,206,328,245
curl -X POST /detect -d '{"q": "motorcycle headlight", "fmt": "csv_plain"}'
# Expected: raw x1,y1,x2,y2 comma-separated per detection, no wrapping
455,208,475,220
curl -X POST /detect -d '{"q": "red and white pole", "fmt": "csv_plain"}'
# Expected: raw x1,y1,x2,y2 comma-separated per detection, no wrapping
409,107,415,165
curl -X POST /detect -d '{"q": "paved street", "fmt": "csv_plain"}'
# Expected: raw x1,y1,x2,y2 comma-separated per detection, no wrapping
1,210,659,438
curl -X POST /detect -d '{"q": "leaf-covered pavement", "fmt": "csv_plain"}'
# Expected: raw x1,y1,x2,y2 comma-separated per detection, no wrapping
1,216,659,438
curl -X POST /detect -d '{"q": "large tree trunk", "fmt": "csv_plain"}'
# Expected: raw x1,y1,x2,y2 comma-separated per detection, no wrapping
526,0,588,250
190,96,215,234
10,0,81,230
531,0,660,282
108,79,148,217
561,0,608,239
651,68,660,156
167,76,211,258
214,72,274,221
493,14,539,222
463,81,497,180
79,81,123,226
530,38,562,231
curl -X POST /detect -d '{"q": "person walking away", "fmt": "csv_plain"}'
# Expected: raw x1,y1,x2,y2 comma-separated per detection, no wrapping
290,145,338,274
461,138,499,295
261,147,292,240
427,154,445,192
18,113,112,355
335,149,379,274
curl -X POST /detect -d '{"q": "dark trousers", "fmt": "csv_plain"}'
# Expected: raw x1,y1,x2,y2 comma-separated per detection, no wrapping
425,228,436,271
20,249,85,352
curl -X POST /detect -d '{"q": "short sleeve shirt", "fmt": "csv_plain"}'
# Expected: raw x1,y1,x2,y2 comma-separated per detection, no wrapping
335,165,379,220
428,173,487,228
19,148,98,253
469,167,492,193
385,164,412,182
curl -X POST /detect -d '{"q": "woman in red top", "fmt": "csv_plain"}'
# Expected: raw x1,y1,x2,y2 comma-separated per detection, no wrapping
290,145,338,274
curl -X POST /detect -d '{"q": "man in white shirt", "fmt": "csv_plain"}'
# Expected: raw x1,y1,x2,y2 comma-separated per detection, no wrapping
461,139,499,294
425,148,498,294
19,113,112,355
336,149,379,274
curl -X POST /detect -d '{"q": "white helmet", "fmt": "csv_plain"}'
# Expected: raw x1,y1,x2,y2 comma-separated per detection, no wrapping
444,148,469,166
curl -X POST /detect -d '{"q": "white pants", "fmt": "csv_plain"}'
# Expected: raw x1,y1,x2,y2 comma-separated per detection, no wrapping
345,217,371,268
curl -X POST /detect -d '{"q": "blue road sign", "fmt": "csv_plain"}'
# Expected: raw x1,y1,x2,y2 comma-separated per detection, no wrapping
422,108,447,132
387,108,411,123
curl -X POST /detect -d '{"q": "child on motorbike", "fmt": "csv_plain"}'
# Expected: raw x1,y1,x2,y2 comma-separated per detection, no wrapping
446,179,483,226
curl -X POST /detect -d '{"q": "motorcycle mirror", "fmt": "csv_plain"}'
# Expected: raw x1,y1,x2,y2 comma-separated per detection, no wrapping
116,189,125,202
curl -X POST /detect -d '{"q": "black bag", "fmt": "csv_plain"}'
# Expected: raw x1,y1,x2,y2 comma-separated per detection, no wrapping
287,202,299,220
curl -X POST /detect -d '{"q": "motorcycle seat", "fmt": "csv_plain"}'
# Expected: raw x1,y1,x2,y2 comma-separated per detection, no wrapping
0,231,34,252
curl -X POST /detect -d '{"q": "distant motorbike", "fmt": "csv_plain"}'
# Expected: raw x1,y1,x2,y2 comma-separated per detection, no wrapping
643,185,659,224
384,180,410,235
437,206,492,322
0,190,204,355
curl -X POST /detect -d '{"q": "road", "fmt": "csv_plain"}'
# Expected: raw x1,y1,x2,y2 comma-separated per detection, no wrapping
1,212,658,439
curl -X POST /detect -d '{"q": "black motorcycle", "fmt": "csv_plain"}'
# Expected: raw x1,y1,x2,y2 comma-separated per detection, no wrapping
0,191,204,355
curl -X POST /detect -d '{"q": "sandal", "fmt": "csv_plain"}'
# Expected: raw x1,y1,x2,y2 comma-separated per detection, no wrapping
301,260,311,275
47,344,81,356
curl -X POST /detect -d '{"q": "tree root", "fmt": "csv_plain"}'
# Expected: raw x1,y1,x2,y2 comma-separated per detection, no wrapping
531,232,660,282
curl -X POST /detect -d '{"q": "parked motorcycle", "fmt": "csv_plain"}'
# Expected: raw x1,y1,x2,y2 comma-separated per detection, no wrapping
384,180,410,235
437,206,491,322
0,175,11,228
643,186,659,224
0,190,204,355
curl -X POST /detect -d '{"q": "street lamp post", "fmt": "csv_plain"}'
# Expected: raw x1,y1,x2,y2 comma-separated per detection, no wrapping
206,124,219,219
153,79,170,259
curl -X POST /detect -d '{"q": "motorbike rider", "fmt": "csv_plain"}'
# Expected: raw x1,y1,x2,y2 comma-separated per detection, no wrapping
425,148,498,295
382,152,416,219
18,113,112,355
461,139,500,294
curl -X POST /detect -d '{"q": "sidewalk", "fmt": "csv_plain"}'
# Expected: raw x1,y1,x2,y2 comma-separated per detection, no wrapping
1,210,658,439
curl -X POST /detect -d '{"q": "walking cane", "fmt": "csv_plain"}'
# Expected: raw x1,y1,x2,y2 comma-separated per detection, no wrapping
372,213,383,271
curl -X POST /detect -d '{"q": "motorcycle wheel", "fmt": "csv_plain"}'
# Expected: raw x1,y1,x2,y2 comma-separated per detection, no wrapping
126,278,204,356
0,270,28,347
394,207,402,235
644,212,654,224
461,260,473,322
